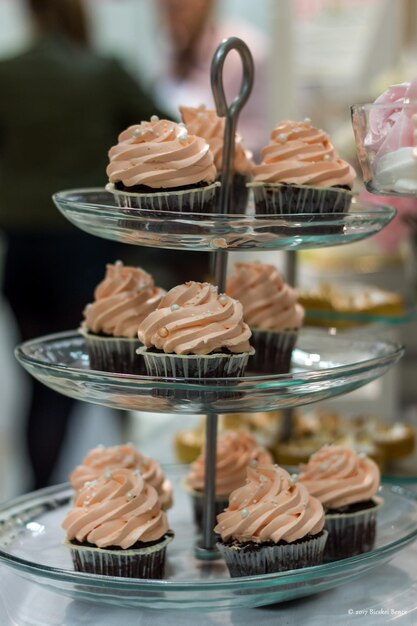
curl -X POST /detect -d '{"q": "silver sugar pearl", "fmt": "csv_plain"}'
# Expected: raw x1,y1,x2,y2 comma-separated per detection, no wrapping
249,459,258,468
303,117,312,125
278,133,287,143
218,294,228,306
170,303,180,312
240,508,249,518
158,327,169,337
133,128,142,138
323,154,332,161
126,491,135,502
150,115,159,122
290,474,298,485
104,470,113,480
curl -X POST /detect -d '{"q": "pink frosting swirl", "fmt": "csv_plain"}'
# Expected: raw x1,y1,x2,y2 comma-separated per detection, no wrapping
253,120,356,187
107,117,217,188
62,468,170,548
214,464,325,543
186,430,273,497
69,443,173,510
227,262,304,331
298,445,380,509
137,281,252,355
82,262,165,338
180,105,254,174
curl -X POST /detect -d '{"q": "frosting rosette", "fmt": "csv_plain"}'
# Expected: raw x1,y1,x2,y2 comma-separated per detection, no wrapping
82,261,164,338
69,443,173,510
226,262,304,331
180,104,254,174
215,464,324,544
253,120,356,188
298,445,380,509
137,281,252,355
186,430,273,497
62,467,169,549
107,117,217,189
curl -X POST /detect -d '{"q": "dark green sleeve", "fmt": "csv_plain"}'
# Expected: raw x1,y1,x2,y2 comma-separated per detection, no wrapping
106,58,171,127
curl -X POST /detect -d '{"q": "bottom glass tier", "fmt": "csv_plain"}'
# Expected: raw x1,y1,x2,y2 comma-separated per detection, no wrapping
0,467,416,611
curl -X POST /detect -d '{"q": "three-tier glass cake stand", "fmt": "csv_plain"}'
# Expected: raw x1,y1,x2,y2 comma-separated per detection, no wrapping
1,38,417,612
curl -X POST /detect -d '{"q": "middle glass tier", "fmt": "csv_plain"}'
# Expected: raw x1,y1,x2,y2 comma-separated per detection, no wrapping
15,328,403,414
53,189,396,251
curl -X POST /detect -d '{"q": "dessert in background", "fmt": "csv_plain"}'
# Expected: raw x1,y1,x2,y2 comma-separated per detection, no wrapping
106,116,219,212
174,413,279,464
361,80,417,193
62,467,173,578
80,261,164,374
226,261,304,373
69,443,173,510
298,445,382,561
215,463,327,576
137,281,254,379
185,430,272,531
180,104,254,213
297,282,405,328
249,118,356,215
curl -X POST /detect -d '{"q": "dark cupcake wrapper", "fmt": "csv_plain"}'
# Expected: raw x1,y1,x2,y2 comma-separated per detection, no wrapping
136,347,254,402
80,329,145,375
137,348,252,378
65,532,174,579
249,182,353,215
249,329,298,374
323,497,383,562
106,181,220,215
217,530,328,577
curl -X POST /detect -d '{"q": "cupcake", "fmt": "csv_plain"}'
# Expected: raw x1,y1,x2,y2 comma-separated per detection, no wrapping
106,116,219,213
180,104,254,213
80,261,164,374
185,430,273,531
69,443,173,510
137,281,254,381
62,468,174,578
215,463,327,577
226,262,304,373
298,445,382,562
249,119,356,217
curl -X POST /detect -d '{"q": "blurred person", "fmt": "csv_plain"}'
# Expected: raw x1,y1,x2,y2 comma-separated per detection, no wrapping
155,0,270,155
0,0,171,490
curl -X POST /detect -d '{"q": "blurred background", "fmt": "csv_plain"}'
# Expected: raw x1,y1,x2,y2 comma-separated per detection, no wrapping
1,0,417,498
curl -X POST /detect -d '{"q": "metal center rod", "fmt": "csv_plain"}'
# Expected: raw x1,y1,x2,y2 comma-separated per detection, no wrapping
199,37,255,555
281,251,298,441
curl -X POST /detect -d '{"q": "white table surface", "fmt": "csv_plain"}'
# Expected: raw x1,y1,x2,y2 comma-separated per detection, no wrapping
0,537,416,626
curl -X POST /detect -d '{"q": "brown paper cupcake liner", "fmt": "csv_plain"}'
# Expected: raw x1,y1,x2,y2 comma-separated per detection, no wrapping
324,497,383,562
136,347,253,402
249,329,298,374
81,329,145,374
217,530,328,577
66,532,174,579
106,182,220,215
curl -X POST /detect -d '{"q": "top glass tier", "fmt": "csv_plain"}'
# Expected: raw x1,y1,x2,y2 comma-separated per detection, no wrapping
352,102,417,198
53,188,395,252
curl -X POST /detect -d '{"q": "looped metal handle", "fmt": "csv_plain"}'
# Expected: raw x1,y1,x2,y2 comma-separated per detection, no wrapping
210,37,254,220
210,36,254,121
210,38,254,294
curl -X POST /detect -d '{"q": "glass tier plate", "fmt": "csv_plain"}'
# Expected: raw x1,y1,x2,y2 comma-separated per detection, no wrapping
0,467,416,611
15,328,403,415
52,188,396,251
